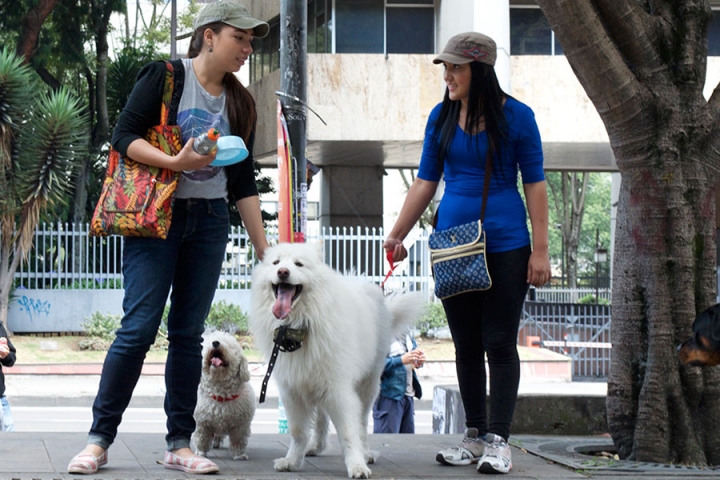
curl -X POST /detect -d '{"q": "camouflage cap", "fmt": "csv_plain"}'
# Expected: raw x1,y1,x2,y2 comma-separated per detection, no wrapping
177,1,269,40
433,32,497,66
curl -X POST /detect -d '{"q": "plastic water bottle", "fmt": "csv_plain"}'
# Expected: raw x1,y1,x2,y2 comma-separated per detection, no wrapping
193,128,220,155
278,398,288,433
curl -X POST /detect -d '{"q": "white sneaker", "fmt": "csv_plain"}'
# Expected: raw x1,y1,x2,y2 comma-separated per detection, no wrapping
477,433,512,474
436,428,484,466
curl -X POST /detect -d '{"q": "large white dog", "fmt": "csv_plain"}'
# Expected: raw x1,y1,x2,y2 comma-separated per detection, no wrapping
250,242,424,479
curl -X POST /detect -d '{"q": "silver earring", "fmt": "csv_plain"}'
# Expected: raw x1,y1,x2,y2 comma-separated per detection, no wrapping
208,46,213,53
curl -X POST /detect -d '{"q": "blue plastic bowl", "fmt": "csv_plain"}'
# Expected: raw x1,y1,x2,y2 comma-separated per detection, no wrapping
211,135,249,166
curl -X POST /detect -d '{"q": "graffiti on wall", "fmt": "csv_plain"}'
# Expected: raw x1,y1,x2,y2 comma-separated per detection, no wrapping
17,296,51,322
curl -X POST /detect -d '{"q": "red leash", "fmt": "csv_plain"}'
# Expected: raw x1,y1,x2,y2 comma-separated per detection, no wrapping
381,251,399,289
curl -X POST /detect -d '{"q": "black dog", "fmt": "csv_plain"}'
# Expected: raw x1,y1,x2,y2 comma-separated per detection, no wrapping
678,303,720,367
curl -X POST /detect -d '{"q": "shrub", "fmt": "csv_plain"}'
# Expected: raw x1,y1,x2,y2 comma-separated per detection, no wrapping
205,300,249,334
577,294,610,306
416,302,448,338
79,312,121,351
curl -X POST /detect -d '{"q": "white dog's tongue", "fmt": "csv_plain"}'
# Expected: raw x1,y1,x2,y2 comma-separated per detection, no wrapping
211,357,222,367
273,283,296,319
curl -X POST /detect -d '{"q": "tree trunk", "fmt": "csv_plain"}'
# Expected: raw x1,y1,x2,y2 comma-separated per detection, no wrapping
15,0,59,62
538,0,720,465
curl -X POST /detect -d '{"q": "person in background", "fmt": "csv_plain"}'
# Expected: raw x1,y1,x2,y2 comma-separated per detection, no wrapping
372,328,425,434
0,322,17,432
383,32,551,474
67,1,269,475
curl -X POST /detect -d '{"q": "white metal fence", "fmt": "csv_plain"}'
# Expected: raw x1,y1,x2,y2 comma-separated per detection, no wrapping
10,223,612,378
11,222,432,296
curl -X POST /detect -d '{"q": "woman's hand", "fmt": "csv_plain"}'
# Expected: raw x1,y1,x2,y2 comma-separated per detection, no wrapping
383,238,407,262
527,249,551,287
170,139,217,172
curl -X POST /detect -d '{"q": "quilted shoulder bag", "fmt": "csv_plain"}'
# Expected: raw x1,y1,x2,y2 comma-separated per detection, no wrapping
428,151,492,299
90,61,181,239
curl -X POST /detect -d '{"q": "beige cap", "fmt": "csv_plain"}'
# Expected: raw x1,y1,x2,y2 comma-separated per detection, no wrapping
177,1,269,40
433,32,497,66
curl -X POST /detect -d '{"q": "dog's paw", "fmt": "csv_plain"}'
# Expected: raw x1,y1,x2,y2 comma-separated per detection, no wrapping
233,453,249,461
348,463,372,479
195,449,208,458
365,450,378,464
273,457,296,472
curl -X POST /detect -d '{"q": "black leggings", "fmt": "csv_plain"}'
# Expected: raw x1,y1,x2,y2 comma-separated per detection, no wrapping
441,245,530,441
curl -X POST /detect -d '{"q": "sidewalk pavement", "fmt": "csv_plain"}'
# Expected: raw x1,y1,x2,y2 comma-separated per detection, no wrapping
3,364,717,479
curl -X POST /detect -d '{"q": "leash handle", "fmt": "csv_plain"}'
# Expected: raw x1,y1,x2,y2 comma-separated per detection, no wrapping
381,250,399,289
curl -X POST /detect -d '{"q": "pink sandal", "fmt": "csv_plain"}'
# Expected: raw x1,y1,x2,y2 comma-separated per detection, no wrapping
67,450,108,474
164,450,219,474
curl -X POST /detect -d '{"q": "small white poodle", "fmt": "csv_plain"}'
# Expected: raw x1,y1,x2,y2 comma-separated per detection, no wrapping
192,330,256,460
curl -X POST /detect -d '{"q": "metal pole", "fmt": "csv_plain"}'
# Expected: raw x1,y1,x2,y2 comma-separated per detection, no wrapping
280,0,307,240
170,0,177,60
595,228,599,304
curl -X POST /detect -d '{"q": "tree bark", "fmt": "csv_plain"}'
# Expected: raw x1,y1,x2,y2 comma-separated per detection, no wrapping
15,0,59,62
538,0,720,465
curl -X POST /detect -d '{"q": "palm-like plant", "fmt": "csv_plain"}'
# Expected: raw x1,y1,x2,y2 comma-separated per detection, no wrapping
0,47,89,331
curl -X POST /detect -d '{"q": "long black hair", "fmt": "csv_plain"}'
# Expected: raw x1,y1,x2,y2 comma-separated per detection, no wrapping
431,62,510,171
187,23,256,143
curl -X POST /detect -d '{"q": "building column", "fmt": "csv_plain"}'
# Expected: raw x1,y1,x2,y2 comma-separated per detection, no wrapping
319,164,384,272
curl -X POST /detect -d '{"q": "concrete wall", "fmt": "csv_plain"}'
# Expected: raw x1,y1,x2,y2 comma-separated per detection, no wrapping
8,290,252,334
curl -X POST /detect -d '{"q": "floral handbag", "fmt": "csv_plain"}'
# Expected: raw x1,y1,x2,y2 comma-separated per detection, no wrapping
428,152,493,299
90,61,181,239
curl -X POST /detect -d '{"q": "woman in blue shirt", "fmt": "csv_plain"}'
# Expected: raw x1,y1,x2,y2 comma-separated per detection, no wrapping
384,32,551,475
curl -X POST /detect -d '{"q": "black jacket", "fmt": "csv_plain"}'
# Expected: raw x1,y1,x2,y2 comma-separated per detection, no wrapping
0,323,17,397
110,59,259,202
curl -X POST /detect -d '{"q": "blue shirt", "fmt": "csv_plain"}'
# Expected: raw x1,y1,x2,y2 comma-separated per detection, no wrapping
418,97,545,253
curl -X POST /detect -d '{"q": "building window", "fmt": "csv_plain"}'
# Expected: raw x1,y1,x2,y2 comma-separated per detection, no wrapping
335,0,434,54
250,0,435,83
308,0,331,53
710,10,720,56
250,17,280,83
510,6,563,55
387,2,435,54
336,0,385,53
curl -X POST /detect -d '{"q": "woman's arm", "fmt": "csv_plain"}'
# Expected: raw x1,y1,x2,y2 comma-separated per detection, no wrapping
523,180,551,287
235,195,269,261
384,178,439,261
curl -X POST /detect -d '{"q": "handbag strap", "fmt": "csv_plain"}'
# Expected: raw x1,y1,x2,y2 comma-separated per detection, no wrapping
480,141,493,222
158,61,175,126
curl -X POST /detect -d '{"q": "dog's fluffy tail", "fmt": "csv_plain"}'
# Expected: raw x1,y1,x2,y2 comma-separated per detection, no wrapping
385,292,426,336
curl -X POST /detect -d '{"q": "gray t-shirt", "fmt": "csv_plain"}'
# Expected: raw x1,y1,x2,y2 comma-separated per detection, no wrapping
175,58,228,199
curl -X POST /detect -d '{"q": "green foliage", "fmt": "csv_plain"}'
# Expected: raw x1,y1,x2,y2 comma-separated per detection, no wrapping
416,302,448,338
16,85,89,201
81,311,121,342
545,171,612,278
205,300,249,335
577,294,610,306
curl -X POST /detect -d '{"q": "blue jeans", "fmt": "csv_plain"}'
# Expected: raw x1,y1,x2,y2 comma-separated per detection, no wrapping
372,395,415,434
88,198,229,451
1,395,13,431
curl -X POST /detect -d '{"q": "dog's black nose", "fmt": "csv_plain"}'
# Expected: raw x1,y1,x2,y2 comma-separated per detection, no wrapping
277,267,290,280
212,341,220,348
